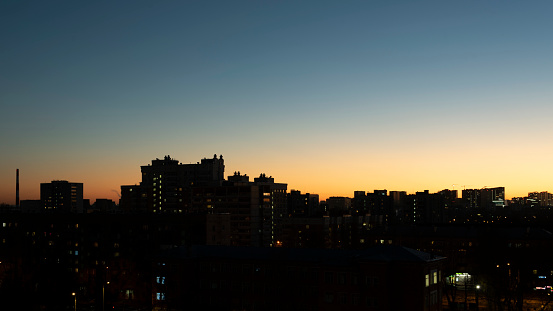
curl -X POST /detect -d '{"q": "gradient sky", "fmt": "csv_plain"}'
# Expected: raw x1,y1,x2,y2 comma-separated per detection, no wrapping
2,1,553,204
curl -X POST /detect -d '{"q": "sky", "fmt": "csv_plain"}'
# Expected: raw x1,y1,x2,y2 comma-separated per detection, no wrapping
2,1,553,204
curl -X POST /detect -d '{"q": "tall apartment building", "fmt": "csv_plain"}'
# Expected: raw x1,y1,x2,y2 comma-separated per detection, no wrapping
528,191,553,207
195,172,287,247
462,187,505,208
287,190,320,217
325,196,351,215
40,180,84,213
120,155,225,213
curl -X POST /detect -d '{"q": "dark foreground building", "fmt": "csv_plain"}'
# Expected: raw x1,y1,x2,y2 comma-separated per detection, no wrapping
152,245,445,311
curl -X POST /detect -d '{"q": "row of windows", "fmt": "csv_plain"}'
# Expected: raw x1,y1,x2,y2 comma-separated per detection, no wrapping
425,270,440,287
156,276,166,284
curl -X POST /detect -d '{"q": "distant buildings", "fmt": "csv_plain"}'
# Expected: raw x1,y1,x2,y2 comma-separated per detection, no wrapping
462,187,505,209
40,180,84,213
120,155,225,213
528,191,553,207
287,190,320,217
325,196,351,215
8,153,553,310
194,171,287,247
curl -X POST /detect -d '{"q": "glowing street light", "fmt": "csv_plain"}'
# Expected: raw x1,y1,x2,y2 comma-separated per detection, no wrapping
72,292,76,311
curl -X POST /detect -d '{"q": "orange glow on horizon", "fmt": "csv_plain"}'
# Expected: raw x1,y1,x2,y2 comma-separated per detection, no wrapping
2,148,553,204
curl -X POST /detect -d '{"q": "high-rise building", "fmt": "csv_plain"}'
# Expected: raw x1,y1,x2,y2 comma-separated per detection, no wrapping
193,172,287,247
480,187,505,208
325,196,351,215
40,180,84,213
120,155,225,213
528,191,553,207
462,187,505,208
287,190,320,217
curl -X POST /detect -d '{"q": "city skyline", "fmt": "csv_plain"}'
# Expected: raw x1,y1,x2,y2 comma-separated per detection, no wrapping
2,157,552,204
2,1,553,204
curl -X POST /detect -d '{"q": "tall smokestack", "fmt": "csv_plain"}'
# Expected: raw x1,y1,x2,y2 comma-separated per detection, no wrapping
16,169,19,208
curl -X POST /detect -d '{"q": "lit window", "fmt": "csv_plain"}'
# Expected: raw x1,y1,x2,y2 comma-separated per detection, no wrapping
425,274,429,287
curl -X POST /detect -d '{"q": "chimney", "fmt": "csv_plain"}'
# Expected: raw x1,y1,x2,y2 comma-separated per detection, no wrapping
16,169,19,208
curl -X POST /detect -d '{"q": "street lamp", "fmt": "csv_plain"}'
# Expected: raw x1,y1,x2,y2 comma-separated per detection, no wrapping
103,281,110,311
475,284,480,309
72,292,76,311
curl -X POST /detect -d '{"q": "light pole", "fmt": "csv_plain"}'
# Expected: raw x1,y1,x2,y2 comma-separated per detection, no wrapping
72,292,76,311
475,285,480,309
103,281,110,311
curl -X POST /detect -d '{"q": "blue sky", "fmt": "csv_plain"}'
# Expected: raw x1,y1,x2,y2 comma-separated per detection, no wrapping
2,1,553,202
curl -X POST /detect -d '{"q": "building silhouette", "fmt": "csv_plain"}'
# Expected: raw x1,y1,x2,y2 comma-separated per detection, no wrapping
120,155,225,213
153,244,445,311
194,172,287,247
40,180,83,213
462,187,505,209
287,190,320,217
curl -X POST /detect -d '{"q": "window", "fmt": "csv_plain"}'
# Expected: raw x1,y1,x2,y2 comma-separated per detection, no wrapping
156,276,165,284
366,276,378,286
325,271,334,284
366,297,377,307
352,294,360,305
425,274,430,287
430,290,438,305
156,293,165,301
339,293,347,304
338,273,346,285
324,292,334,303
